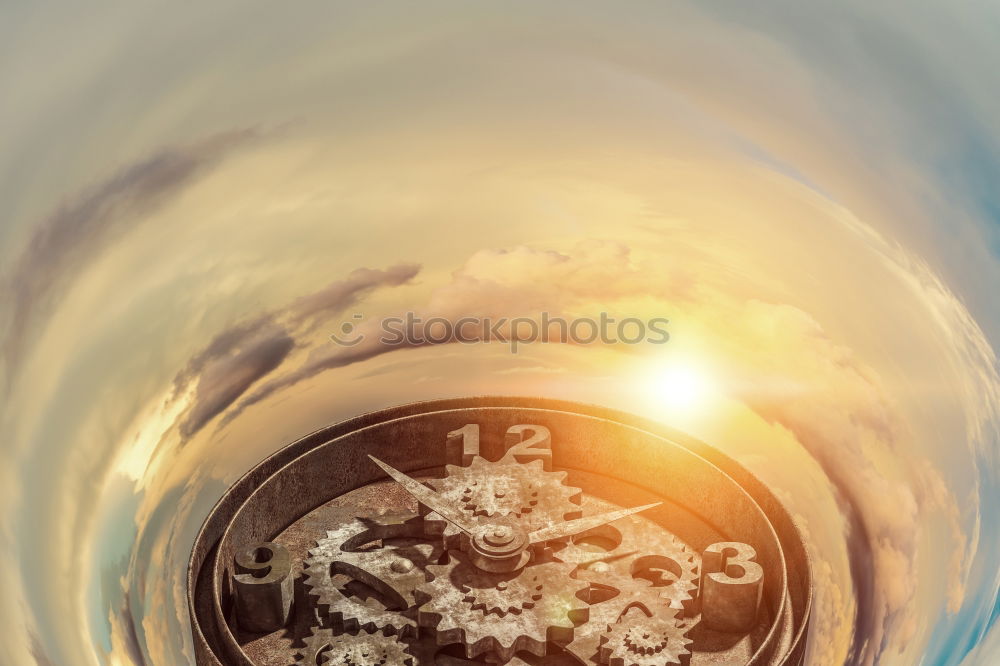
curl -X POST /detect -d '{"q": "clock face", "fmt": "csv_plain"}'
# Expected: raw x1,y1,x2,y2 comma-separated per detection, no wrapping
188,399,811,666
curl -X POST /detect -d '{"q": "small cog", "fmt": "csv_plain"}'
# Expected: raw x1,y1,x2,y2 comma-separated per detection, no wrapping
598,607,693,666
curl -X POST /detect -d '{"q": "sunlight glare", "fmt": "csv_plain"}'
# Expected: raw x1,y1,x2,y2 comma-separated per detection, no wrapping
646,359,716,413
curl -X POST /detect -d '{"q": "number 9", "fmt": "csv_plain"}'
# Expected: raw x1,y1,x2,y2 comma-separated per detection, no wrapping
232,542,293,632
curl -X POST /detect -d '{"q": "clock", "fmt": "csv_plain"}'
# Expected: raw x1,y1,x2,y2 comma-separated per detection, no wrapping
188,397,811,665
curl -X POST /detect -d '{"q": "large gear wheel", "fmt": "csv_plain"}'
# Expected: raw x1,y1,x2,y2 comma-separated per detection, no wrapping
423,455,582,546
296,627,417,665
566,572,684,664
558,522,700,662
598,607,693,666
558,524,699,613
415,551,590,662
303,512,441,637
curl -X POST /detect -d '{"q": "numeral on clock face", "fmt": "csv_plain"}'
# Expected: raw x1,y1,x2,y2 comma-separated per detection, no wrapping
700,541,764,632
232,542,293,633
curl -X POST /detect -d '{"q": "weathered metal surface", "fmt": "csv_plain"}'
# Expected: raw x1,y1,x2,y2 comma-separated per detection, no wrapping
231,542,293,634
424,455,582,542
302,512,440,637
561,519,701,663
187,398,812,665
297,626,427,665
417,552,590,661
700,543,765,634
599,607,693,665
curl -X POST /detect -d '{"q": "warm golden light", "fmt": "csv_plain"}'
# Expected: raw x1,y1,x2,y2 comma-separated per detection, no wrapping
644,358,716,414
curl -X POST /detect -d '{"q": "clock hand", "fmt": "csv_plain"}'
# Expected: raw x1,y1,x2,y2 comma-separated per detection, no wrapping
526,502,661,545
368,455,475,535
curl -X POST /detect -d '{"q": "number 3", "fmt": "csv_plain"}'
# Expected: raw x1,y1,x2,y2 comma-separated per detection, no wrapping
700,541,763,632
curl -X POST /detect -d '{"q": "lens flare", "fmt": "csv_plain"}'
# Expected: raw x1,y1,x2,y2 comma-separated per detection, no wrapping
644,359,717,414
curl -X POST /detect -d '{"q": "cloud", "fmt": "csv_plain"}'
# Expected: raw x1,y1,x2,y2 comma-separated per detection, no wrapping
426,241,688,313
0,129,257,385
99,553,147,666
29,630,56,666
495,364,568,375
174,263,420,438
223,241,674,419
724,299,975,666
178,323,294,437
286,264,421,331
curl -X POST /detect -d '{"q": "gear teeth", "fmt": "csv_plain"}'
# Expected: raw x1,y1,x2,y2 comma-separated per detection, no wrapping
563,522,702,662
296,626,333,665
415,552,589,662
424,455,584,537
598,608,693,666
296,626,416,665
298,443,705,665
301,513,436,638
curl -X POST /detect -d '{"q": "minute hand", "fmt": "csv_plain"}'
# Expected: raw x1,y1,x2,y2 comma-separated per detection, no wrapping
526,502,662,545
368,455,475,535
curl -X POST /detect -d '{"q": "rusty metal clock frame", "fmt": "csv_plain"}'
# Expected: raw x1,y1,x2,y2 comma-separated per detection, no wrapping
187,397,812,665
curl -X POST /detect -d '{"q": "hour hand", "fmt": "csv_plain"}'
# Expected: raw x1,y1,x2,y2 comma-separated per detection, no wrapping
368,455,475,535
526,502,661,545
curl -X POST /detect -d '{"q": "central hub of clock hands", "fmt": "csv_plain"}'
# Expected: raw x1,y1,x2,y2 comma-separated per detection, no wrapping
368,455,660,573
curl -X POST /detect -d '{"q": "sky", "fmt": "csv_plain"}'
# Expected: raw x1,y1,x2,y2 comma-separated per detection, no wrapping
1,1,999,665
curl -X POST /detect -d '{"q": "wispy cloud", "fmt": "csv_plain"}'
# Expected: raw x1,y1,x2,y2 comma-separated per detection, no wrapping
0,129,258,385
223,241,673,420
174,264,420,438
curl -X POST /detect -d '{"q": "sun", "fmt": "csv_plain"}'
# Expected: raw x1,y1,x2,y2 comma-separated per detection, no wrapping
643,358,717,414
